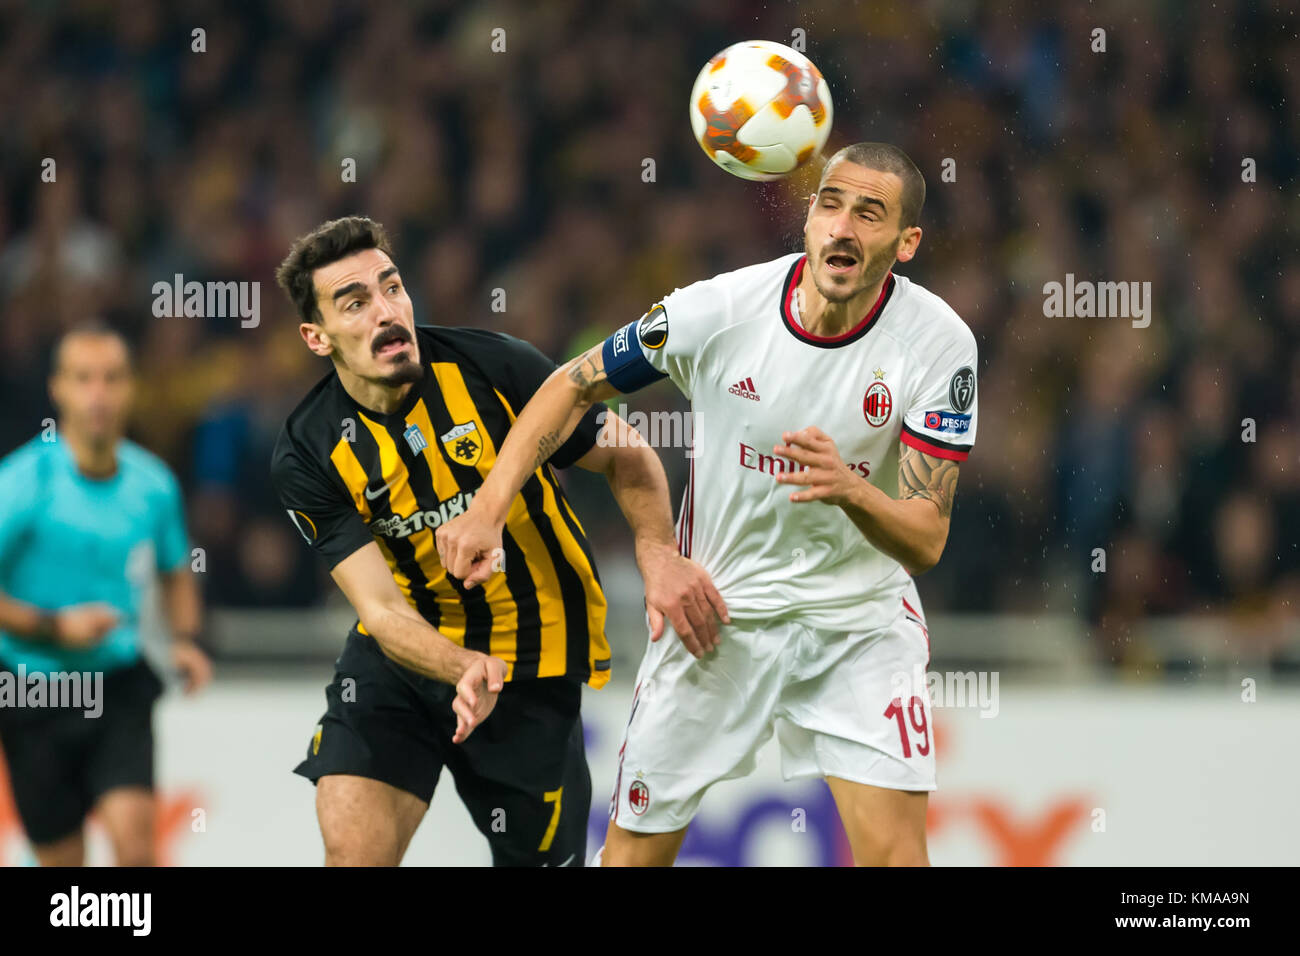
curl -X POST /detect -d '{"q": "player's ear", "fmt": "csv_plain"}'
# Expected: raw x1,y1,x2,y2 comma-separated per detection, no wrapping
895,226,922,264
300,321,333,357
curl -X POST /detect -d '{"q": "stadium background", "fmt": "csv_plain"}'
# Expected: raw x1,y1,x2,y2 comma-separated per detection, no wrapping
0,0,1297,864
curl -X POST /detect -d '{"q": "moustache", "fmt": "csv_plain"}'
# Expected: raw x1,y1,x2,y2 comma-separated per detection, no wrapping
822,244,860,260
372,326,412,354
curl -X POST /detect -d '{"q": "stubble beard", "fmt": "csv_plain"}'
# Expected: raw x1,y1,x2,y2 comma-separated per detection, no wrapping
807,236,899,304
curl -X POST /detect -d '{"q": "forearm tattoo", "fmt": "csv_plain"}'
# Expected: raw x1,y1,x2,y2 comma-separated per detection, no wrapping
899,445,960,519
565,348,607,402
534,431,562,470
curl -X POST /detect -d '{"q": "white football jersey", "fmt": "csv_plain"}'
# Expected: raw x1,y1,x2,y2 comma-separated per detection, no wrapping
601,251,978,630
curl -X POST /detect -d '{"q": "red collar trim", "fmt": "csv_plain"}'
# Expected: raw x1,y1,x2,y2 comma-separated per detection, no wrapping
781,255,895,348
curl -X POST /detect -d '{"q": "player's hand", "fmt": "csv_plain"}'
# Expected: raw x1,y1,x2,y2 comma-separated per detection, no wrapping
173,641,213,695
774,426,860,506
452,653,508,744
53,603,120,648
435,504,504,589
637,541,730,659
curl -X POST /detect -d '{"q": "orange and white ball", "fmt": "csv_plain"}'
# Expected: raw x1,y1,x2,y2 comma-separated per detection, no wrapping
689,40,834,181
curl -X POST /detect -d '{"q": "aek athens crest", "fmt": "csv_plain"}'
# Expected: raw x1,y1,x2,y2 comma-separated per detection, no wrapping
440,421,484,467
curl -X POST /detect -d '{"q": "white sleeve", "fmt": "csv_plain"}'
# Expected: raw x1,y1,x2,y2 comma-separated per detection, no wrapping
600,276,727,401
900,324,978,461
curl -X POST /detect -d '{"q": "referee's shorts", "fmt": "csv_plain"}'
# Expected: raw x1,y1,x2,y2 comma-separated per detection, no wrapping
0,658,162,845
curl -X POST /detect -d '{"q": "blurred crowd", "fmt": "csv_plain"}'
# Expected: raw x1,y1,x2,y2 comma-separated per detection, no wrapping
0,0,1296,667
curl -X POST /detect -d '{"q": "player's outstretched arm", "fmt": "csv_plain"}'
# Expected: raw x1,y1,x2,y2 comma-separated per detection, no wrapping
435,341,621,587
331,542,506,741
776,427,958,574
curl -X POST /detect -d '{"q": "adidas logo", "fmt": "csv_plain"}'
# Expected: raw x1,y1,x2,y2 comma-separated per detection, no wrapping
728,376,760,401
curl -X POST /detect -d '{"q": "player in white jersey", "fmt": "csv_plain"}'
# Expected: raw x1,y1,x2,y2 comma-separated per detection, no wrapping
437,143,977,866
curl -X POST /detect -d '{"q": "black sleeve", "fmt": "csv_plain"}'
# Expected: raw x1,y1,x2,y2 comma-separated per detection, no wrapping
462,329,608,469
270,428,374,570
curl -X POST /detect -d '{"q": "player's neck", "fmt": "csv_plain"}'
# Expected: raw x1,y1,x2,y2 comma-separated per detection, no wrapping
338,368,418,416
796,270,889,338
60,427,119,479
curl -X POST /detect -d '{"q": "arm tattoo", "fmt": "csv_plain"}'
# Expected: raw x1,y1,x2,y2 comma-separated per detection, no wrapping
534,431,562,470
565,348,607,402
899,446,960,519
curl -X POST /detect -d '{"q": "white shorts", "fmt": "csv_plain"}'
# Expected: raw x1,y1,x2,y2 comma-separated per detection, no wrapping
609,581,936,833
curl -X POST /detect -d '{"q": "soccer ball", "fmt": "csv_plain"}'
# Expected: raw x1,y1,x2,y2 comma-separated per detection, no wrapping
689,40,833,181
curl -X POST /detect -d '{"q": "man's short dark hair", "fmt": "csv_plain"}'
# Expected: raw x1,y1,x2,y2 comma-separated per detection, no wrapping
52,320,132,374
819,143,926,229
275,216,394,323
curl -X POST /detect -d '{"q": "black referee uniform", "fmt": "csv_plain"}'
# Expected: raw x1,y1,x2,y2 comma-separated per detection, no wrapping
271,325,611,866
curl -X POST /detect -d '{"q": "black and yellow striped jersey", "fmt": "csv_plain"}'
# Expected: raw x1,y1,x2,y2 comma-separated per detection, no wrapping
270,326,611,687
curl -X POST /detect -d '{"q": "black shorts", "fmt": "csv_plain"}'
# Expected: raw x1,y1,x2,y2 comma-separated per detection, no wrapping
0,658,162,846
296,628,591,866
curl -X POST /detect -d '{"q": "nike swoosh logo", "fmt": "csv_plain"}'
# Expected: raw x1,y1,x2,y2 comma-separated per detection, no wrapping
542,853,576,868
364,482,390,501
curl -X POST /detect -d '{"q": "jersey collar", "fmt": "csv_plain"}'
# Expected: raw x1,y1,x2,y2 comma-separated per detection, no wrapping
52,434,122,485
340,329,430,426
780,254,895,348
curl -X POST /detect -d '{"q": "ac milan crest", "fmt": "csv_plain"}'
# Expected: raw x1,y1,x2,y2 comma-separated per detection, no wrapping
628,780,650,815
863,381,893,427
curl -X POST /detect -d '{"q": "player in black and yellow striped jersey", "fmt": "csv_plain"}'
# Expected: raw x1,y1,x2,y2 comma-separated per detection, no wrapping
270,216,728,867
276,322,609,685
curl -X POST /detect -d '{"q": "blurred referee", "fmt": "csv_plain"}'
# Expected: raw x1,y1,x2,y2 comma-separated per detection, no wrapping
271,216,722,866
0,324,211,866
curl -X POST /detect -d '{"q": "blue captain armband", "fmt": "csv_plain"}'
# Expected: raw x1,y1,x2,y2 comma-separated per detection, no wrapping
600,314,669,393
